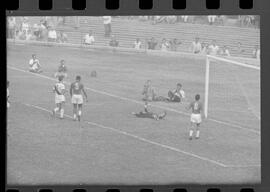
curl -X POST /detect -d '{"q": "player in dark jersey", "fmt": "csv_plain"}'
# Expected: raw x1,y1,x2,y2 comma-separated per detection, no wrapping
70,76,88,121
132,102,167,120
54,59,67,79
186,94,204,140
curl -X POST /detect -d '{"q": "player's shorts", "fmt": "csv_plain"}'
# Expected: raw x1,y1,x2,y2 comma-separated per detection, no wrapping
71,94,83,104
55,94,65,104
55,72,67,78
190,113,202,124
31,64,39,70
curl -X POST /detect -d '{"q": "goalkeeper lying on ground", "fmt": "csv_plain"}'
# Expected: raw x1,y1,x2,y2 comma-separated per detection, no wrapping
132,102,167,120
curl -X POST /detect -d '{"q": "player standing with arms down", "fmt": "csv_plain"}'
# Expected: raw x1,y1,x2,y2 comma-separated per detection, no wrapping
70,76,88,121
52,76,66,119
186,94,204,140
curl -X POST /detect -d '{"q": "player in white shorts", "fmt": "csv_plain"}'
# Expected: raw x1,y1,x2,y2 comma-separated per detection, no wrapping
186,94,204,140
52,76,66,119
70,75,88,121
29,54,42,73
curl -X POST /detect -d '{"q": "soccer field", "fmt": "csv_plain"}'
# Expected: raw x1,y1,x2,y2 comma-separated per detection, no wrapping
7,43,260,185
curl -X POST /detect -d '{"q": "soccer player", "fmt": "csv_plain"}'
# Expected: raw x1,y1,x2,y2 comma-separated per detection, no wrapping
168,83,185,102
142,80,156,102
52,76,66,119
186,94,204,140
132,102,166,120
7,81,10,108
29,54,42,73
70,76,88,121
54,59,67,79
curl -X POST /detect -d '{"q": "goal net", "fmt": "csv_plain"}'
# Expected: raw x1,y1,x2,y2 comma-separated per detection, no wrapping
205,55,260,128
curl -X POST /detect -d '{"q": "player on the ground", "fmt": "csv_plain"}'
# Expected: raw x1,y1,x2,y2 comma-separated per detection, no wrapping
132,101,167,120
167,83,185,102
7,81,10,108
54,59,68,79
70,75,88,121
186,94,204,140
52,76,66,119
29,54,42,73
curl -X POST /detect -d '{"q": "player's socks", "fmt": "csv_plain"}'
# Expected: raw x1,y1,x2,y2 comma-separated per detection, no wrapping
189,130,193,140
60,109,64,119
53,107,59,117
73,114,77,121
195,130,200,139
77,110,81,121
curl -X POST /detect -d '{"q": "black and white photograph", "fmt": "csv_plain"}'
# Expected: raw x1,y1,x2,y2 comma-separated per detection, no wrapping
6,15,260,185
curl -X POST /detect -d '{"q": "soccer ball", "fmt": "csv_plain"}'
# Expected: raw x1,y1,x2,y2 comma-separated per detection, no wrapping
91,70,97,77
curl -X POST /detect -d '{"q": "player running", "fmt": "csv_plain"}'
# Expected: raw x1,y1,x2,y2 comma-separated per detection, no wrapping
29,54,42,73
132,102,167,120
70,76,88,121
52,76,66,119
7,81,10,108
186,94,204,140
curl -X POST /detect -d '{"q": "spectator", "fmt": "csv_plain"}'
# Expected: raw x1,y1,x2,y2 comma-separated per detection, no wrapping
25,30,34,40
165,16,177,24
191,37,202,54
138,16,148,21
219,46,231,57
33,23,41,39
152,16,166,24
252,45,260,59
21,18,30,33
170,38,181,51
84,31,95,45
201,42,209,55
237,42,245,55
181,16,189,23
8,17,16,39
48,27,57,42
208,40,219,55
134,38,142,49
103,16,112,37
245,15,255,27
208,15,217,25
160,38,170,51
58,31,68,43
109,35,119,47
147,37,158,50
19,30,27,40
217,15,226,25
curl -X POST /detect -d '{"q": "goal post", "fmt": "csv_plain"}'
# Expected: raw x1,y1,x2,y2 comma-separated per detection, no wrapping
204,54,260,119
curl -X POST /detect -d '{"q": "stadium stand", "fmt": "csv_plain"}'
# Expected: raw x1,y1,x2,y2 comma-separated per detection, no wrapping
11,16,260,58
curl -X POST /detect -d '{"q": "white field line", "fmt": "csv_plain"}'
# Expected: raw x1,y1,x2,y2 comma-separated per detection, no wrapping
8,66,260,135
22,102,228,168
22,102,261,168
225,164,261,168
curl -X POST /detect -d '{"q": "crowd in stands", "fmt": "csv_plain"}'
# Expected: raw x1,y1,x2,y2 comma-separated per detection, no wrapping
7,17,69,43
132,15,259,28
7,16,260,59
